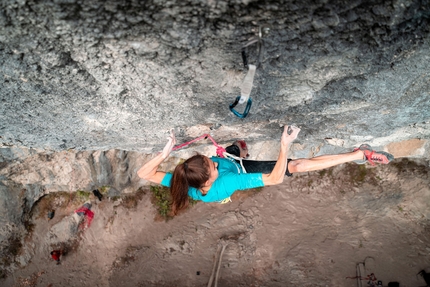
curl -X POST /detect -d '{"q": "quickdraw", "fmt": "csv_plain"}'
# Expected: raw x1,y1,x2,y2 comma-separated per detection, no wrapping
229,25,270,119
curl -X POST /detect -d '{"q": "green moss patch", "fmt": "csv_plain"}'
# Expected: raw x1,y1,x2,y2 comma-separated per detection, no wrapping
150,185,172,221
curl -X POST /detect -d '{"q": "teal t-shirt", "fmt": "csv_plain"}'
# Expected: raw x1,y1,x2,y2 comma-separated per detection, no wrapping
160,157,264,203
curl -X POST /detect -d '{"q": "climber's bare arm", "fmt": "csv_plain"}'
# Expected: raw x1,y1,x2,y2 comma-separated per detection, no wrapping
262,125,300,185
137,153,167,184
137,130,175,184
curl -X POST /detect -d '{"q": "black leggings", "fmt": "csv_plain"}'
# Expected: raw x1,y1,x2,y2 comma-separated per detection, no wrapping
226,144,293,176
235,159,293,176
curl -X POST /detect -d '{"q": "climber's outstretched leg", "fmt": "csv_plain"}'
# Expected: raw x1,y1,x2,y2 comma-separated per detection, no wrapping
288,144,394,174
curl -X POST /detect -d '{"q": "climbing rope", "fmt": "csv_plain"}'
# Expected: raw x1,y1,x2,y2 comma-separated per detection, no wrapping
207,233,246,287
172,134,226,158
208,241,229,287
172,134,248,173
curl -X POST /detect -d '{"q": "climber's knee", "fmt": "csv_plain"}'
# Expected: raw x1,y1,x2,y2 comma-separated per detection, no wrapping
287,159,307,173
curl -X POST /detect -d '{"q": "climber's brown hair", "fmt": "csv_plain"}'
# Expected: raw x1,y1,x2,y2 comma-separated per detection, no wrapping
170,154,210,215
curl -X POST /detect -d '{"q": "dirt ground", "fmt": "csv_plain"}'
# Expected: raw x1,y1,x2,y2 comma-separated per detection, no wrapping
3,159,430,287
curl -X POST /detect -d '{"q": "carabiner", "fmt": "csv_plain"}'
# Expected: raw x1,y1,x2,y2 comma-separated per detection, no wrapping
241,26,269,69
229,96,252,118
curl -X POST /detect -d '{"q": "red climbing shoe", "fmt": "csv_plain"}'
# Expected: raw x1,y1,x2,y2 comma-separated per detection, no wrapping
354,144,394,165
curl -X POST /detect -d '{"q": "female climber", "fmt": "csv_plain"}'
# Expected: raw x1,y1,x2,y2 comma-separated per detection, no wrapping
137,126,394,215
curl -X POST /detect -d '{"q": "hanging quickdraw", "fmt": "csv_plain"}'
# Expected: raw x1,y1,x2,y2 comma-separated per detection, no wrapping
229,63,256,118
230,26,269,119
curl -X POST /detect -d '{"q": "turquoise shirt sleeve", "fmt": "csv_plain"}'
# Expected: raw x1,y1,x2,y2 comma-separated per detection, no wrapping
161,173,172,187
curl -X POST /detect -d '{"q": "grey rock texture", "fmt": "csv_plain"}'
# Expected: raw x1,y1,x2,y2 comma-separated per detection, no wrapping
0,0,429,152
0,0,430,281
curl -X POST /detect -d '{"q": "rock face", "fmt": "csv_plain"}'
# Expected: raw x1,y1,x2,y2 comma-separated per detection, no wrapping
1,0,429,152
0,0,430,282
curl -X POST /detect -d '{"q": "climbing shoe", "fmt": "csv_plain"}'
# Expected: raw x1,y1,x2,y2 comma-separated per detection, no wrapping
354,144,394,165
225,140,249,158
233,140,249,158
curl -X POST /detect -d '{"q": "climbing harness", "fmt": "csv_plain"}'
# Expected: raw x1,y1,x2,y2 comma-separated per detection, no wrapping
229,26,269,119
222,152,247,174
218,197,232,204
